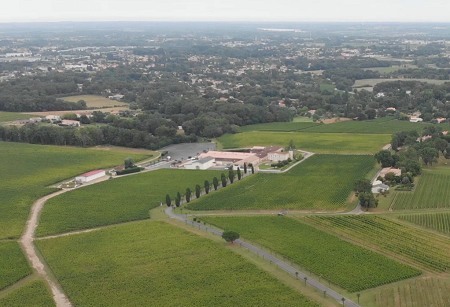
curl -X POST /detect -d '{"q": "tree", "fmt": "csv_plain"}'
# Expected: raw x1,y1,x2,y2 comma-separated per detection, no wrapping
287,139,296,150
213,177,219,190
419,147,439,165
353,179,372,194
204,180,210,194
124,157,135,169
237,167,242,180
221,173,227,187
250,163,255,174
228,168,235,184
165,194,171,207
175,192,181,207
195,184,201,199
374,150,396,168
358,192,378,209
222,230,240,243
185,188,192,203
434,138,448,154
243,163,247,174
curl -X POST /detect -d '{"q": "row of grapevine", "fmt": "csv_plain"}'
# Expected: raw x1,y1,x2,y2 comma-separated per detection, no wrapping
306,215,450,272
399,213,450,235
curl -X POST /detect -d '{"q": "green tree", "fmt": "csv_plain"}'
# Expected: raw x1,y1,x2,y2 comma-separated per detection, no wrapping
175,192,181,207
222,230,240,243
165,194,171,207
213,177,219,190
250,163,255,174
374,150,397,168
195,184,201,199
243,162,247,174
124,157,135,169
434,138,448,154
358,192,378,209
353,179,372,194
419,147,439,165
185,188,192,203
237,167,242,180
287,139,296,150
228,168,235,184
221,173,227,187
204,180,210,194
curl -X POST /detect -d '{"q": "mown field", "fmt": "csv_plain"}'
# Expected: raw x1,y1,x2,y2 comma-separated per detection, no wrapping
0,111,30,122
201,216,420,292
36,221,318,307
0,280,54,307
0,242,31,290
238,121,320,132
306,215,450,272
62,95,127,108
398,213,450,235
390,168,450,210
186,155,375,211
218,131,390,153
0,142,150,239
37,169,221,236
364,277,450,307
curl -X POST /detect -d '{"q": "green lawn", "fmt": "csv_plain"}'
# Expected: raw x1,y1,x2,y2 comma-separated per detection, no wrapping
186,155,376,211
0,280,54,307
37,169,221,236
0,111,30,122
238,121,320,132
218,131,390,154
201,216,420,292
62,95,127,108
0,142,150,239
36,221,318,307
390,167,450,210
0,242,31,290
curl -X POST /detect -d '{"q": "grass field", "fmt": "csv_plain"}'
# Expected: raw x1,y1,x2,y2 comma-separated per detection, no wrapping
0,242,31,290
238,121,320,132
353,78,450,91
37,169,221,236
301,117,436,134
0,141,150,239
0,280,54,307
398,213,450,235
62,95,127,108
0,111,30,122
201,216,420,292
36,221,318,307
218,131,390,154
186,155,375,211
363,277,450,307
390,167,450,210
306,215,450,272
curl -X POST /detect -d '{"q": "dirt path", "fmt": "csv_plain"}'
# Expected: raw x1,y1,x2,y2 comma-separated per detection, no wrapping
19,190,73,307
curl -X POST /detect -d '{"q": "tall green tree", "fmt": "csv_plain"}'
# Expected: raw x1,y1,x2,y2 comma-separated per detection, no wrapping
204,180,210,194
221,173,227,187
419,147,439,165
213,177,219,190
222,230,240,243
243,163,247,174
237,167,242,180
228,168,235,184
165,194,171,207
250,163,255,174
185,188,192,203
195,184,201,199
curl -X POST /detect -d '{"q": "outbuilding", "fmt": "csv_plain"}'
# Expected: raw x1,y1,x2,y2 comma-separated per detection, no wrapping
184,157,215,170
75,170,106,183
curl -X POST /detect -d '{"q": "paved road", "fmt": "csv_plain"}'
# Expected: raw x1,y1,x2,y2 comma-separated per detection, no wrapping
165,207,360,307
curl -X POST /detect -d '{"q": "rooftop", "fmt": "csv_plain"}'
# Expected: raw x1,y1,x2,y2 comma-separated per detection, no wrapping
79,169,105,177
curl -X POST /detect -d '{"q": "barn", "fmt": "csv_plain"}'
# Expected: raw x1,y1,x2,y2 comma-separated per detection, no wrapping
75,170,106,183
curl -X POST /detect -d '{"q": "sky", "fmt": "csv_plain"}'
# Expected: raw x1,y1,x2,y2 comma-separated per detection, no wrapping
0,0,449,23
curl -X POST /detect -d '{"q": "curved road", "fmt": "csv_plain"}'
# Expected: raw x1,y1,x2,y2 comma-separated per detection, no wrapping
165,207,360,307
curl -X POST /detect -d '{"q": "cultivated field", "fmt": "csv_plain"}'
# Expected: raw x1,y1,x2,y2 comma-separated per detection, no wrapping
0,142,150,239
201,216,420,292
238,121,319,132
0,111,30,122
0,242,31,290
36,221,318,307
306,215,450,272
37,169,221,236
390,168,450,210
218,131,390,154
187,155,375,211
0,280,54,307
62,95,127,108
398,213,450,235
353,78,450,91
365,277,450,307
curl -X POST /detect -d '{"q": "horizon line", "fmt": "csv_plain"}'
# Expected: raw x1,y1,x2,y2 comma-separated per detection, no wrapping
0,20,450,24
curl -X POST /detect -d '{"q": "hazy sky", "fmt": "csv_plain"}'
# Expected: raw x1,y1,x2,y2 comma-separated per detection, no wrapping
1,0,449,23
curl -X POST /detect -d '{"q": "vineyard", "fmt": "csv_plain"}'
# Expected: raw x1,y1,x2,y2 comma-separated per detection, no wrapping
201,216,420,292
218,131,391,153
0,280,54,307
186,154,375,211
305,215,450,272
37,169,221,237
36,221,317,307
0,242,31,290
238,121,319,132
390,168,450,210
0,111,30,122
398,213,450,235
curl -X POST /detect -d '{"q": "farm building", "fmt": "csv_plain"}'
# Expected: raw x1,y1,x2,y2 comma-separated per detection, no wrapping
75,170,106,183
371,180,389,194
184,158,215,170
198,151,260,167
60,119,81,127
267,150,293,162
379,167,402,178
409,117,423,123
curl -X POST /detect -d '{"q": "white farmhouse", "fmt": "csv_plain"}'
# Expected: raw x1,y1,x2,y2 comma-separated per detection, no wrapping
267,150,293,162
184,158,215,170
371,180,389,194
75,170,106,183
